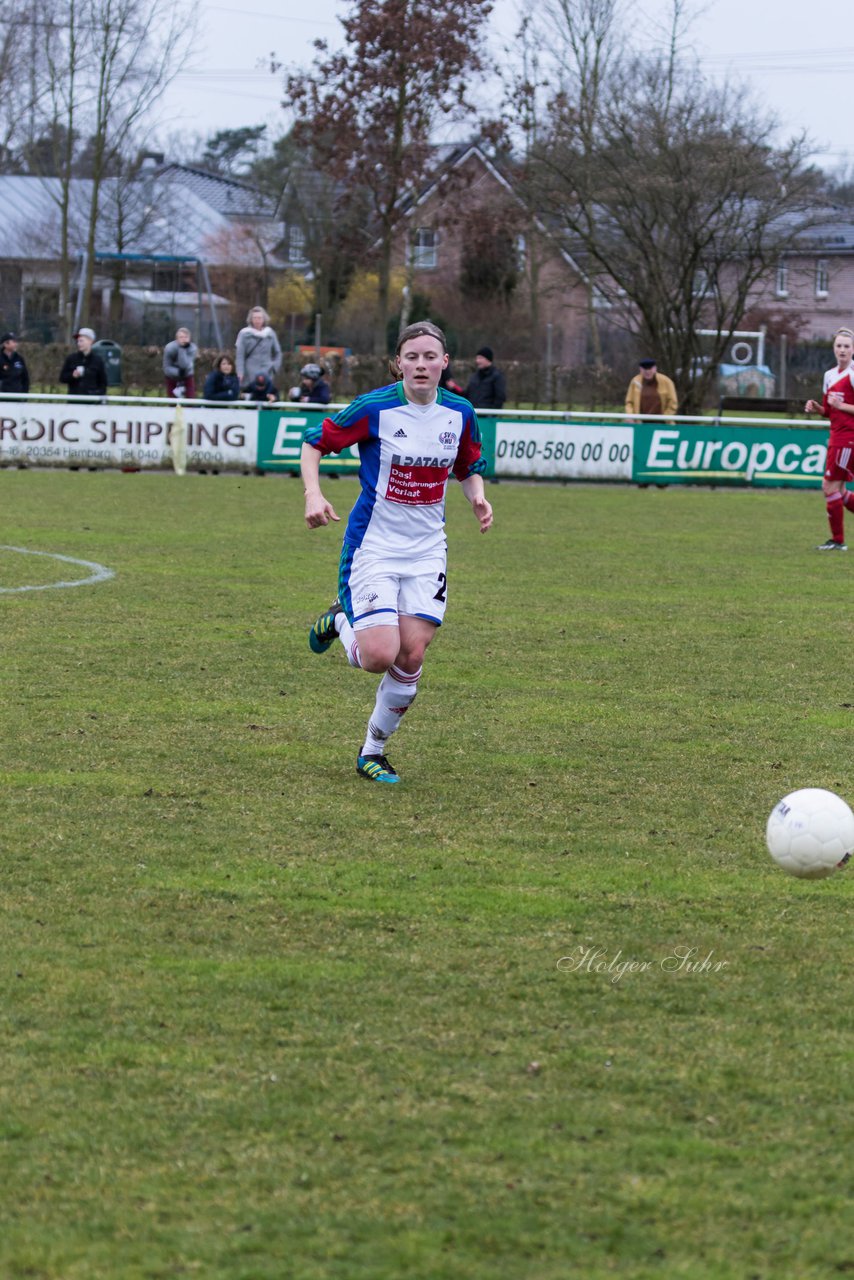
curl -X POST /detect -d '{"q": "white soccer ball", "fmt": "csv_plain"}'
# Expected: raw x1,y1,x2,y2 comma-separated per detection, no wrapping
766,788,854,879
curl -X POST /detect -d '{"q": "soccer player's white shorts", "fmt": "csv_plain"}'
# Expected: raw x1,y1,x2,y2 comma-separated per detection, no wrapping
339,544,448,631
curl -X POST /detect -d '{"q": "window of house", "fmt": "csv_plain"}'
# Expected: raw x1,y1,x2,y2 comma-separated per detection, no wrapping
815,259,829,297
775,261,788,297
288,225,308,267
692,268,711,297
411,227,438,270
515,233,527,270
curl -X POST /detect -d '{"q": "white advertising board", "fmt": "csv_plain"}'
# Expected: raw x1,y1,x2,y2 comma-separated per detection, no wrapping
0,403,259,469
495,421,634,480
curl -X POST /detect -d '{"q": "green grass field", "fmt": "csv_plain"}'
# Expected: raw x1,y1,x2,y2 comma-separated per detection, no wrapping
1,471,851,1280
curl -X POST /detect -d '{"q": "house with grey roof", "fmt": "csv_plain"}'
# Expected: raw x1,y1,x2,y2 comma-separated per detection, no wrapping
154,162,279,222
746,217,854,339
0,163,284,344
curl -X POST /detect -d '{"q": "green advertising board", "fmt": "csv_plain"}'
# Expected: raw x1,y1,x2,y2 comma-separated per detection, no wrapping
255,407,829,489
631,423,827,487
488,417,828,488
256,407,358,473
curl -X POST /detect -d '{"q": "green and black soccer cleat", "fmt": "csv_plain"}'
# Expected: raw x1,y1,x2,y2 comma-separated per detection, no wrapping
309,597,344,653
356,754,400,784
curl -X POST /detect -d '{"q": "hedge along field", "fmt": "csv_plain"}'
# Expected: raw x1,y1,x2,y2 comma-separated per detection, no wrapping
0,470,851,1280
17,342,822,409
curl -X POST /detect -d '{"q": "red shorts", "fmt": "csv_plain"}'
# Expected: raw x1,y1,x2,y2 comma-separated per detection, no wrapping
825,442,854,482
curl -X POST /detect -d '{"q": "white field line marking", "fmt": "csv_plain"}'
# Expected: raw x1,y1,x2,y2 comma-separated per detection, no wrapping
0,545,115,594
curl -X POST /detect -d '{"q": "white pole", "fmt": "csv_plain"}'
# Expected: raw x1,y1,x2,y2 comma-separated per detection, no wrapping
545,322,554,405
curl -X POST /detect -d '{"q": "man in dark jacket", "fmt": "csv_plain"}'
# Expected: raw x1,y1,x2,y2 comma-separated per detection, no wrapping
464,346,506,410
60,328,107,397
0,332,29,395
247,372,280,403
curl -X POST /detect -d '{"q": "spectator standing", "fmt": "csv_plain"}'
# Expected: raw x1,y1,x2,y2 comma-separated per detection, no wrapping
464,346,506,409
0,332,29,394
59,328,107,398
246,372,280,403
624,359,678,420
203,354,241,402
289,362,331,405
163,327,198,400
235,306,282,390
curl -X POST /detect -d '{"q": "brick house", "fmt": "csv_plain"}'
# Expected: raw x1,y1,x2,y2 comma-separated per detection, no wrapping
388,144,597,365
745,219,854,340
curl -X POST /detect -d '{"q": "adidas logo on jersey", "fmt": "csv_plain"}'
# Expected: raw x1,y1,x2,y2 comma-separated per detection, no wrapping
393,428,407,438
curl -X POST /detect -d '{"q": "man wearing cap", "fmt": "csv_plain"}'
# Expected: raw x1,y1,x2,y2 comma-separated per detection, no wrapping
289,363,331,405
0,332,29,396
59,328,107,398
625,359,678,421
464,346,506,410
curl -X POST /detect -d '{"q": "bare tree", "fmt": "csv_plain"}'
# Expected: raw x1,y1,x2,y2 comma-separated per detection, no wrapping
78,0,195,312
284,0,493,353
38,0,86,338
18,0,194,338
526,0,825,411
499,17,549,344
545,0,620,136
281,159,374,339
0,14,28,167
202,221,283,311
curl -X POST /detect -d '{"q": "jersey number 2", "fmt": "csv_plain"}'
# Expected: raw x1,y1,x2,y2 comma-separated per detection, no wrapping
433,572,447,602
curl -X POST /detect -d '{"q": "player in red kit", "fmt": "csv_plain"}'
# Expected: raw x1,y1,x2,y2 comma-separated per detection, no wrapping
805,326,854,550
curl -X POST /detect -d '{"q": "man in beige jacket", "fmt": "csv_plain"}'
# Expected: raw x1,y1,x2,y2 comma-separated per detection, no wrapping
625,359,678,420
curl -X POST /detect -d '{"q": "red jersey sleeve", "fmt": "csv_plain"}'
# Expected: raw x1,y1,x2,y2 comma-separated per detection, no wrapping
303,412,372,456
452,412,486,482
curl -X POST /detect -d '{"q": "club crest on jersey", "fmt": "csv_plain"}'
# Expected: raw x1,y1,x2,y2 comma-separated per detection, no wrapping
438,430,457,446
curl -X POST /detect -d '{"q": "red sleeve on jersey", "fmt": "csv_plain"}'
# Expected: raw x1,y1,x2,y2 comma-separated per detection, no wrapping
823,371,854,433
308,413,371,456
452,416,484,482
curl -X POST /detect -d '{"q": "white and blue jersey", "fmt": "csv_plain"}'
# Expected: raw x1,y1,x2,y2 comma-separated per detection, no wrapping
303,381,486,561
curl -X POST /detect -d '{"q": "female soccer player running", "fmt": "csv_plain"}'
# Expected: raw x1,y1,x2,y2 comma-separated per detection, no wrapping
805,325,854,550
300,321,493,784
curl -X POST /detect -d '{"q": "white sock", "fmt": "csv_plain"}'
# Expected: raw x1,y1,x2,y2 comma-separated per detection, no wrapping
361,664,422,756
336,614,362,668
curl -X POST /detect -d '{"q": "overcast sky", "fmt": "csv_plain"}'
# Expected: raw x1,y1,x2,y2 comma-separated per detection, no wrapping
156,0,853,174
